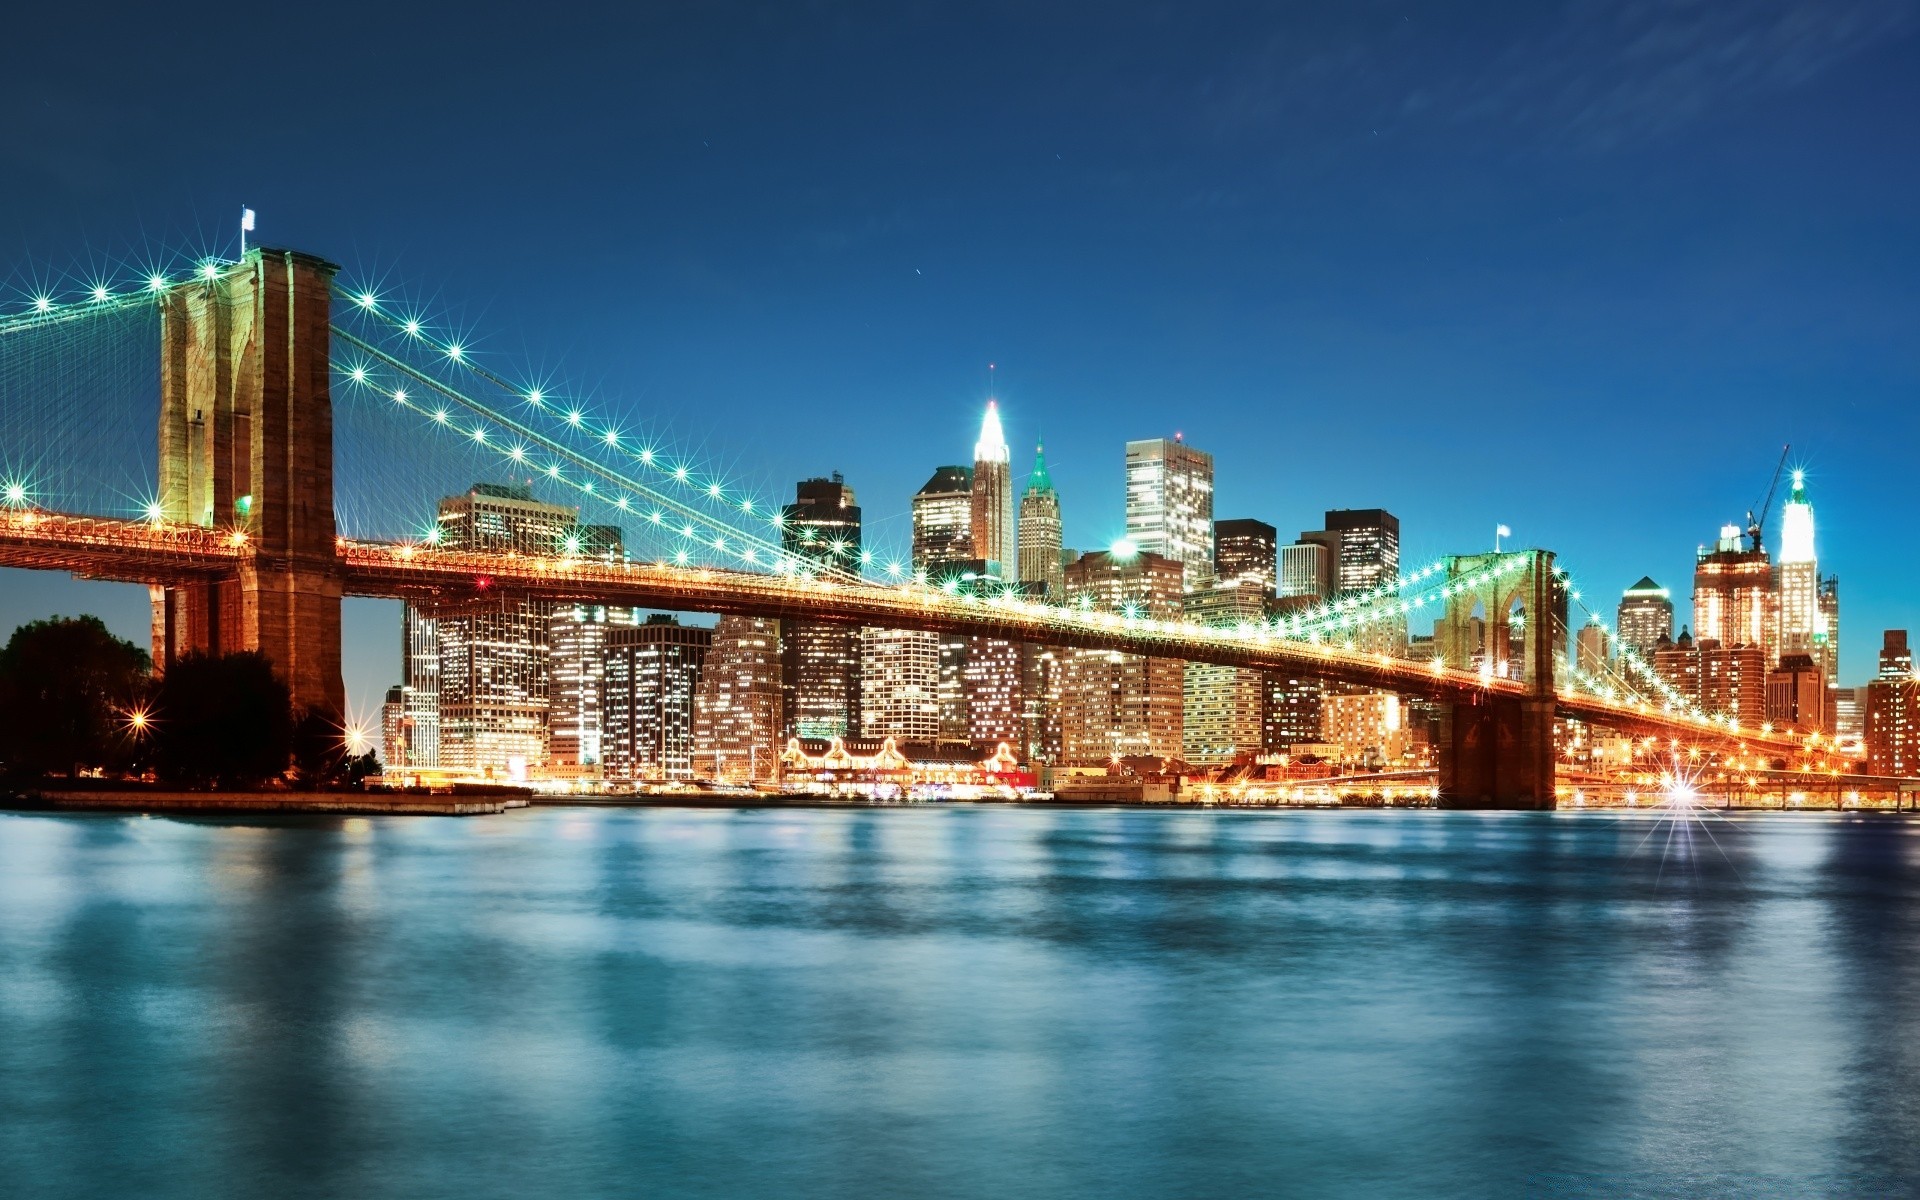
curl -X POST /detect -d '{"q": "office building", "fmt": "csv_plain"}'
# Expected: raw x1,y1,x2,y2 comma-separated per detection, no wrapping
1767,652,1829,733
1124,436,1215,590
401,604,440,766
1059,548,1185,763
1018,441,1065,598
1321,693,1407,768
549,605,637,772
1693,524,1773,663
1278,540,1333,602
1864,631,1918,776
1263,674,1325,753
963,636,1023,748
1213,519,1278,593
1699,640,1768,726
602,616,712,782
911,465,974,568
1019,643,1065,764
693,615,783,783
972,402,1017,574
781,475,862,738
1819,576,1841,689
1616,577,1674,662
860,626,941,743
1776,472,1821,667
380,685,405,767
1182,582,1269,765
1311,509,1400,597
1575,621,1610,676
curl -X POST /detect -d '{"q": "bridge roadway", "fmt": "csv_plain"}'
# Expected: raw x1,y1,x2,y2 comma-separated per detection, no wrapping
0,509,1809,758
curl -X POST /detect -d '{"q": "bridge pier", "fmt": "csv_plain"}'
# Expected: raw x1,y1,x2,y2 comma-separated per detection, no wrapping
151,248,345,717
1436,695,1557,809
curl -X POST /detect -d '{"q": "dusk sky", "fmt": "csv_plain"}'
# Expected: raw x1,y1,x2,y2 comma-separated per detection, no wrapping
3,1,1917,713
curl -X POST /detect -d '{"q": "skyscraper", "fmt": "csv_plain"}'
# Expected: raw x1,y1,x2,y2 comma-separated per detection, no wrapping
401,604,440,766
1277,540,1333,602
971,402,1017,574
1182,582,1270,765
1864,631,1918,776
911,465,973,568
1693,524,1773,661
693,615,783,783
1616,577,1674,661
1818,576,1841,689
859,626,940,742
602,616,712,781
1124,436,1214,590
1776,471,1820,666
1575,621,1610,676
1313,509,1400,597
781,475,862,738
1017,441,1065,598
1767,653,1829,733
1059,548,1186,763
549,605,637,772
1213,519,1278,593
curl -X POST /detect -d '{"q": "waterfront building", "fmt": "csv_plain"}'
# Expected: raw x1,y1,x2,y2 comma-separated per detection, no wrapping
401,604,440,767
911,465,974,567
1059,548,1185,763
972,403,1018,575
1616,577,1673,662
549,605,637,773
860,627,941,743
1213,519,1278,593
380,685,405,767
1767,652,1830,734
1320,693,1407,768
1693,524,1774,664
1278,540,1333,602
1263,674,1326,753
1124,436,1215,590
1019,643,1065,764
1182,582,1269,765
602,616,712,782
781,475,862,738
692,615,783,783
1017,441,1065,598
1864,631,1919,776
964,635,1023,748
426,483,590,777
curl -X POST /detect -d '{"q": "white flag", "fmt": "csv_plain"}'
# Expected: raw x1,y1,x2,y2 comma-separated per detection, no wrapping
1496,524,1512,538
241,208,256,232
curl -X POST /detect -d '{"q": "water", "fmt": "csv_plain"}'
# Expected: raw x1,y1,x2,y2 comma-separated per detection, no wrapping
2,806,1918,1199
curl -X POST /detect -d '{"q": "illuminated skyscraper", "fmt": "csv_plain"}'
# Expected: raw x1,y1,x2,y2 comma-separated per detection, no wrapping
781,475,862,738
1311,509,1400,597
1864,631,1919,775
1575,621,1610,675
549,605,637,773
380,685,405,768
1213,519,1277,593
860,626,940,742
1278,540,1332,602
1777,471,1820,666
1182,582,1269,765
1017,441,1064,598
912,465,974,567
1059,548,1185,763
1616,577,1674,661
971,402,1017,574
1125,436,1214,590
602,616,711,781
401,604,440,766
693,615,783,782
1693,524,1773,661
1819,576,1841,689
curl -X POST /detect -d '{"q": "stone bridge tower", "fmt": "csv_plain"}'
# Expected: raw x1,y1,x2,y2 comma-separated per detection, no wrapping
1433,548,1566,809
150,248,345,716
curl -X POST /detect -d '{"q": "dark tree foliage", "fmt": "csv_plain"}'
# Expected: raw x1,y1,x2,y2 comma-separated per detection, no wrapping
0,615,151,780
150,652,293,789
291,707,382,791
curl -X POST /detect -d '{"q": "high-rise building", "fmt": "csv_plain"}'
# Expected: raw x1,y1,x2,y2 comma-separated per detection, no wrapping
1018,441,1065,598
401,604,440,766
963,635,1023,748
859,626,940,743
1699,640,1767,726
1864,631,1918,776
1616,577,1674,662
602,616,712,782
1653,629,1701,703
1693,524,1773,663
693,616,783,782
1019,643,1065,764
1767,652,1829,733
911,465,973,568
1320,693,1408,767
971,402,1017,575
1777,471,1820,667
549,605,637,772
426,483,590,776
1213,519,1278,594
1059,548,1185,763
1182,582,1269,765
1575,621,1610,676
1833,687,1865,745
1818,575,1841,689
1278,540,1333,602
1312,509,1400,597
380,685,405,767
1124,436,1215,590
1263,673,1325,753
781,475,862,738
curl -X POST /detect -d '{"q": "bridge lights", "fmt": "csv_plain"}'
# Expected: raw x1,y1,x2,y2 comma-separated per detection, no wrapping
147,274,167,292
32,295,52,312
2,481,27,506
565,409,583,427
527,389,544,406
446,343,464,361
200,262,219,280
392,388,408,405
602,429,619,447
142,502,163,522
356,292,377,308
404,319,421,337
91,285,109,302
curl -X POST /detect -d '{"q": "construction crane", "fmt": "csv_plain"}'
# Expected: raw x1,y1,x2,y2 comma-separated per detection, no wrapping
1746,443,1790,553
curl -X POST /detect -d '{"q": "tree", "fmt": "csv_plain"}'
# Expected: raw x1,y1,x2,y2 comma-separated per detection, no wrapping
0,615,150,780
290,707,382,791
149,652,293,789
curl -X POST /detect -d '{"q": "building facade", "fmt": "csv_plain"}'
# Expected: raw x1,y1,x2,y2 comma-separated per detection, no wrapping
1059,549,1186,763
1124,436,1215,590
859,626,941,743
1213,519,1278,593
1278,540,1333,602
693,615,783,782
911,465,973,568
548,605,637,772
1182,582,1270,765
781,475,862,738
602,616,712,782
1017,441,1065,598
971,402,1018,575
1616,576,1674,662
1864,631,1918,776
1693,524,1774,664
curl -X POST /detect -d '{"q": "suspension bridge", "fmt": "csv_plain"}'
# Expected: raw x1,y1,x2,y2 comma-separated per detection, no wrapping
0,247,1831,807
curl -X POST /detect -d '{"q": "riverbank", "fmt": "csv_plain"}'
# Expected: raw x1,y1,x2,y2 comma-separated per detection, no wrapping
5,785,531,816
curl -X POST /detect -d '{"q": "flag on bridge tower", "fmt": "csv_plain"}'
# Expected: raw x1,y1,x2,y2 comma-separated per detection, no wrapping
240,207,256,256
1496,523,1511,550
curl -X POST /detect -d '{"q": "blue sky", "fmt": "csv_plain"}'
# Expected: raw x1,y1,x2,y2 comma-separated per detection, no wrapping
3,1,1916,714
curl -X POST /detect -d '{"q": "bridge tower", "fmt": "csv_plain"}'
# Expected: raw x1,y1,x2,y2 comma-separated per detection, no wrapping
1433,548,1565,809
150,248,346,716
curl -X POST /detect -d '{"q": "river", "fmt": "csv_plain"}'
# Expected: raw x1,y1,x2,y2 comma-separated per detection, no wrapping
2,806,1916,1198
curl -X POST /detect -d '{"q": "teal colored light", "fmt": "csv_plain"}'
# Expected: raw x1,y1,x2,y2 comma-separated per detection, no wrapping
32,295,51,312
527,389,544,405
356,292,377,308
234,494,252,514
91,285,109,302
147,274,166,292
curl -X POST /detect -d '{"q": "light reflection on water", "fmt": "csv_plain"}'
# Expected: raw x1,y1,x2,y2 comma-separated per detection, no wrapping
2,806,1918,1199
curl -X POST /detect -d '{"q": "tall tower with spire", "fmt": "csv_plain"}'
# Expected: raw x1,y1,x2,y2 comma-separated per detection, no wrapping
1018,440,1064,597
1777,469,1819,662
971,400,1017,575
